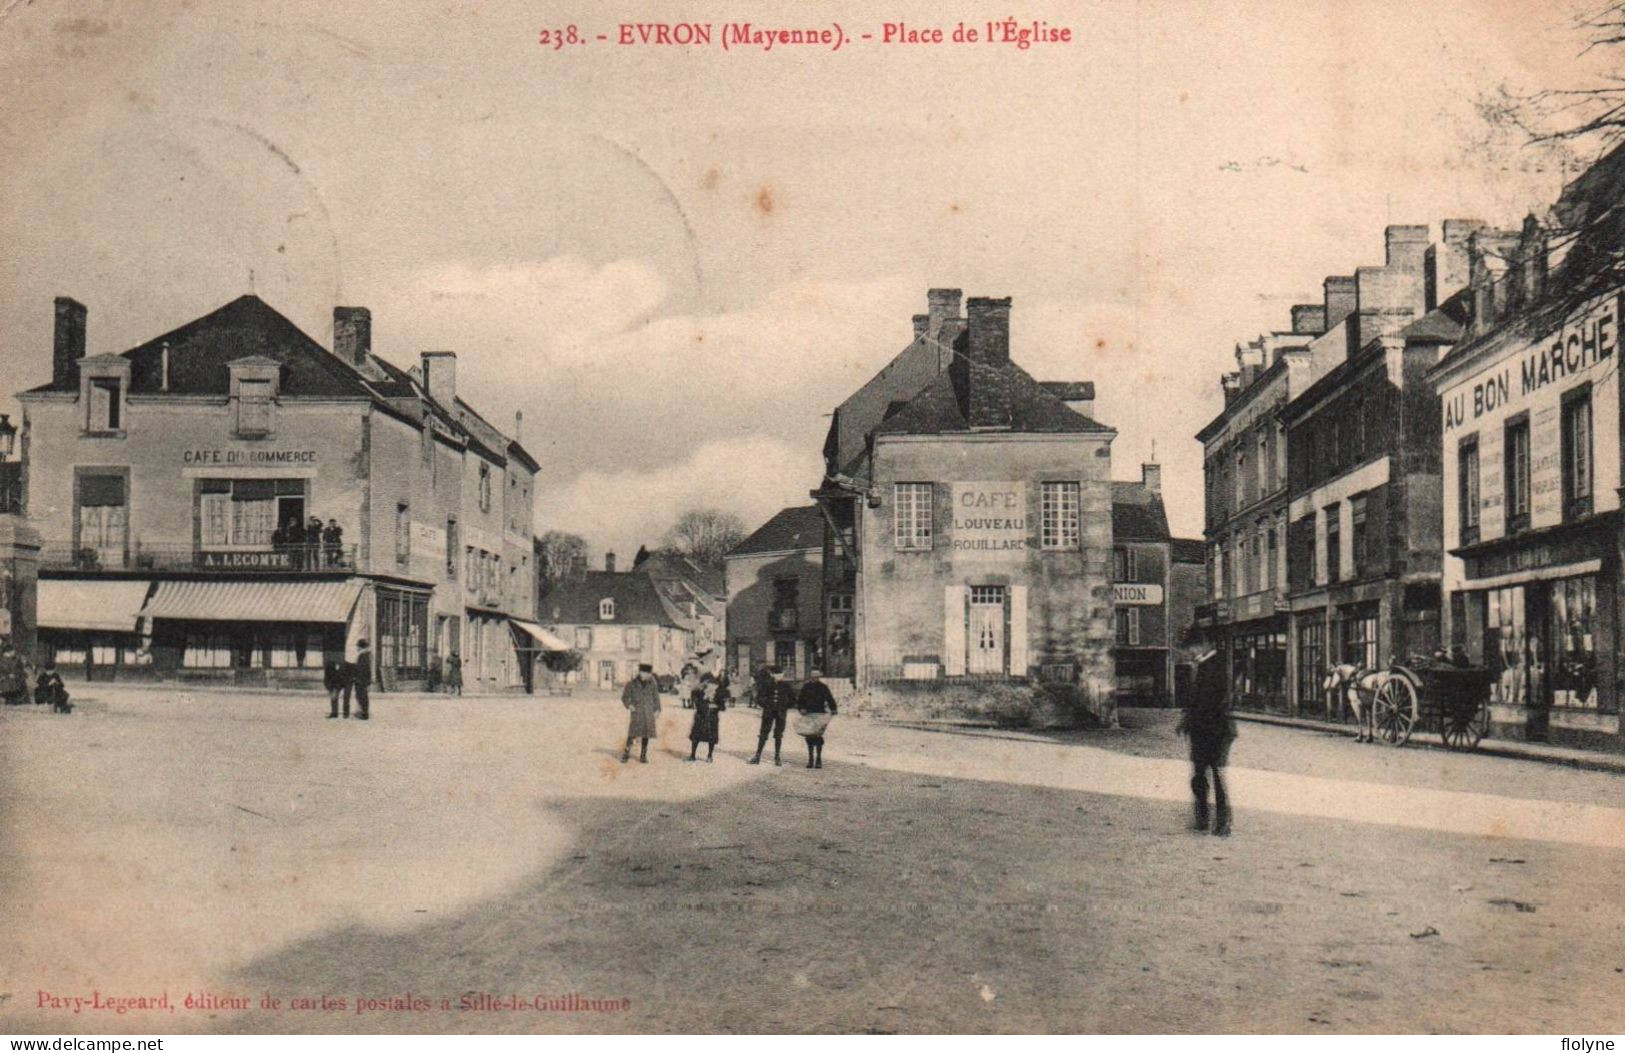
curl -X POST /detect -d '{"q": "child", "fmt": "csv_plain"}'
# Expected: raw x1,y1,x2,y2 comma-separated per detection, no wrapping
687,678,723,762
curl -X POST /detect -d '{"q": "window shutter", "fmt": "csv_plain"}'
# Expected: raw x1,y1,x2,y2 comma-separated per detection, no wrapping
1008,585,1029,678
793,639,806,679
943,585,967,676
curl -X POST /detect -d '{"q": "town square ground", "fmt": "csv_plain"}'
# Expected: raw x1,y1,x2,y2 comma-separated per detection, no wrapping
4,686,1624,1034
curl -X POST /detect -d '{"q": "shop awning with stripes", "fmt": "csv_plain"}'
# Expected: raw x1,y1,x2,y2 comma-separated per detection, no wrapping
37,579,153,632
510,619,572,651
143,579,363,624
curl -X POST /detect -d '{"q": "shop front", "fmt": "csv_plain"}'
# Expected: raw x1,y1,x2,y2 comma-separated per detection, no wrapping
36,578,156,681
1220,614,1288,712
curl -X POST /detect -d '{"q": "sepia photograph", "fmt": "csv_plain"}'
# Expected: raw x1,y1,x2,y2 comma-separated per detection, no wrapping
3,0,1625,1040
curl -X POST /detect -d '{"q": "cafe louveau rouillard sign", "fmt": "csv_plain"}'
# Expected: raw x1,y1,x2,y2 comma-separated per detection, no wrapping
950,481,1030,556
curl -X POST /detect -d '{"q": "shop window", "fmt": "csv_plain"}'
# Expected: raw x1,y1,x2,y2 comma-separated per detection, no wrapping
1349,495,1368,577
1458,436,1480,546
377,588,429,676
267,631,324,669
1562,387,1593,521
1041,481,1081,549
1324,503,1341,583
235,378,273,436
1550,576,1600,709
76,473,127,568
893,482,933,550
1340,610,1377,670
1297,618,1326,715
1485,586,1530,709
87,378,122,433
1505,416,1531,533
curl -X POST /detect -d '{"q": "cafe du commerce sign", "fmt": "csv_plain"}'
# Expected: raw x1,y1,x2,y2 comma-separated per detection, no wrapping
950,482,1030,557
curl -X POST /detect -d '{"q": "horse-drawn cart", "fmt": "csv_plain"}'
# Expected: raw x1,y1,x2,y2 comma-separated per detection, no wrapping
1369,662,1496,750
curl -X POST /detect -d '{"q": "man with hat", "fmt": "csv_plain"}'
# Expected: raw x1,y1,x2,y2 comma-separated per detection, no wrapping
748,666,794,766
349,639,373,721
621,662,661,763
1177,628,1234,836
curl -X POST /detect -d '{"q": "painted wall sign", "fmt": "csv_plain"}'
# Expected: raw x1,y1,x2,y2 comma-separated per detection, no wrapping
949,481,1029,555
196,550,294,569
1442,296,1616,433
1112,583,1164,605
182,449,319,466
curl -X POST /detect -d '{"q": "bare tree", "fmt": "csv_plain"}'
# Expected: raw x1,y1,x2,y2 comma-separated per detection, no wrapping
537,531,589,598
663,508,747,568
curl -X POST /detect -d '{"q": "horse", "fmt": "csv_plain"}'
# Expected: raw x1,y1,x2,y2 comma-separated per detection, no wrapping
1321,663,1383,743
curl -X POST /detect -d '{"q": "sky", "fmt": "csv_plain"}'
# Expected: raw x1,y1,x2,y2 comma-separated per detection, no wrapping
0,0,1608,559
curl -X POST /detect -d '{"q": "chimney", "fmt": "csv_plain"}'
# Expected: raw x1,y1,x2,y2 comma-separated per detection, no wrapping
912,314,930,340
333,306,372,367
1221,372,1242,407
1384,224,1431,276
605,551,616,573
1323,276,1357,330
53,296,87,387
964,296,1014,428
1429,218,1486,309
1142,463,1162,494
1290,304,1326,335
926,288,962,331
420,351,457,404
514,409,523,443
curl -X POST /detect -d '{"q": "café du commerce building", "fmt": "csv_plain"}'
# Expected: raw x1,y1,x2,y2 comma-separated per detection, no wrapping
1431,283,1623,749
15,293,541,690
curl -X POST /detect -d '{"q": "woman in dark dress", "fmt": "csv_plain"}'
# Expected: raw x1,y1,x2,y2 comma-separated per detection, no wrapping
687,676,723,762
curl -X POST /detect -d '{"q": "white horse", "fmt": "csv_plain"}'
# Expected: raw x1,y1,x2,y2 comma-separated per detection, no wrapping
1321,663,1382,743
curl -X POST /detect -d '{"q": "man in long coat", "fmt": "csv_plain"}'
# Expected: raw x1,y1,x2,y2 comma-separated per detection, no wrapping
1178,635,1235,836
749,666,793,766
621,663,661,763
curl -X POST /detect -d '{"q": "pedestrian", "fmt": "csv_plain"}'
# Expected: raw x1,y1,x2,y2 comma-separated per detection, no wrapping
0,641,29,705
621,662,661,763
35,663,70,713
1178,633,1235,836
305,515,325,570
349,639,373,721
322,518,344,568
794,667,837,769
751,663,774,711
687,677,722,762
445,652,464,696
679,664,699,709
748,666,793,766
324,656,351,719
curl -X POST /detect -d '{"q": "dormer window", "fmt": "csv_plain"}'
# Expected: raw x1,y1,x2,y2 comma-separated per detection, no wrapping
79,354,131,436
89,379,121,432
228,357,279,438
599,598,615,621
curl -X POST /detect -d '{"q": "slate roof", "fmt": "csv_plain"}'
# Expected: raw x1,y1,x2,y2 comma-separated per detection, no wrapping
541,571,685,629
1171,538,1207,563
729,505,826,557
635,550,726,599
1397,288,1472,345
871,361,1112,438
1111,481,1172,541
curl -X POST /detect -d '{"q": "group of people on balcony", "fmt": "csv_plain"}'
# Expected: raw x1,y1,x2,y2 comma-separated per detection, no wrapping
271,515,346,569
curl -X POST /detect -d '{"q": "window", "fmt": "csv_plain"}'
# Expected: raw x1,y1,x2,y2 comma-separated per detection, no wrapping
376,587,429,675
183,632,234,669
87,378,121,432
1275,421,1287,486
1350,495,1368,577
1505,416,1531,533
478,462,492,512
236,378,273,436
1458,436,1480,546
1257,432,1269,494
76,474,127,567
1550,575,1601,709
1266,526,1278,589
1297,617,1326,715
624,627,642,650
1115,608,1140,646
1340,608,1378,670
395,503,410,565
1562,387,1593,520
574,627,592,650
1324,503,1341,583
1041,481,1081,550
773,577,799,609
599,598,615,621
465,546,476,584
894,482,933,550
197,479,304,548
1211,544,1224,601
1234,449,1245,507
267,631,324,669
1113,547,1137,583
446,519,458,578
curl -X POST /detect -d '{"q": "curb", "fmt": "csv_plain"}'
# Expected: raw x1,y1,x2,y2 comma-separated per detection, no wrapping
1230,710,1625,775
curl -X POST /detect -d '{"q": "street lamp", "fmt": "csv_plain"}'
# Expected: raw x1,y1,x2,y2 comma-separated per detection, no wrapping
0,414,15,462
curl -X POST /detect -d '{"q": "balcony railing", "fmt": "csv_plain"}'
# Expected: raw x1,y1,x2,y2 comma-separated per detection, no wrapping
41,541,358,574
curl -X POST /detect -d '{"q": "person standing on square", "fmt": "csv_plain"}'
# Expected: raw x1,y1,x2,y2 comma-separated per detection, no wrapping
350,640,373,721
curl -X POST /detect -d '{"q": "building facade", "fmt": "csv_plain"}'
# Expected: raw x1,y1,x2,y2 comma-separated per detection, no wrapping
1430,152,1625,748
725,504,825,680
1109,470,1200,706
815,290,1123,721
16,294,539,691
538,564,696,689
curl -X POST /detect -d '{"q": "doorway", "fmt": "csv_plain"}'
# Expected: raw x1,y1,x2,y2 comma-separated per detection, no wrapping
598,660,616,689
967,585,1007,675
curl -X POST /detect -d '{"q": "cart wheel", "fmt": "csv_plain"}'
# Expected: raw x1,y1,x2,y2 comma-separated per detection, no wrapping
1440,700,1489,750
1375,676,1417,745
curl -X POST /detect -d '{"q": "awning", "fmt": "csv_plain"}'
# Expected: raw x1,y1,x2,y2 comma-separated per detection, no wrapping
37,579,153,632
144,579,363,624
510,619,572,651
